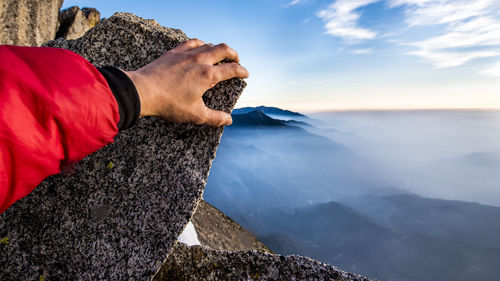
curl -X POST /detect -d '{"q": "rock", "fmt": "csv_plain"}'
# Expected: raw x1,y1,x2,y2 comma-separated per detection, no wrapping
0,12,245,280
0,0,63,46
56,6,101,40
191,200,272,253
81,8,100,29
155,243,376,281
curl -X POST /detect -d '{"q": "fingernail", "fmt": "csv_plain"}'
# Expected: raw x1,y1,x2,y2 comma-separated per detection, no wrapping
224,117,233,126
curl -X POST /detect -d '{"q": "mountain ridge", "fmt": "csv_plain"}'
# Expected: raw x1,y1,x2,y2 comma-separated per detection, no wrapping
233,106,307,117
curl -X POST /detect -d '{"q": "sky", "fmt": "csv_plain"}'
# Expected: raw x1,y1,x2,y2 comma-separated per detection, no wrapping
63,0,500,112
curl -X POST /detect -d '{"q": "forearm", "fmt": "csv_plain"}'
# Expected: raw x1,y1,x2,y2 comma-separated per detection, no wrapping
0,39,249,214
0,46,121,214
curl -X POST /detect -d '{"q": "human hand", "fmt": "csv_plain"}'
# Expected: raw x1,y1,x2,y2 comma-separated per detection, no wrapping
124,39,249,127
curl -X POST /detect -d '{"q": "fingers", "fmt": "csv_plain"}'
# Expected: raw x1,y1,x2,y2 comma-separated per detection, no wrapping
176,41,240,65
203,107,233,127
192,43,240,64
173,38,205,52
190,43,214,54
209,43,240,63
214,62,249,82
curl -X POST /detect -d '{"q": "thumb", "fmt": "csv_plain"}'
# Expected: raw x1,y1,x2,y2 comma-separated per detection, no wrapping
204,107,233,127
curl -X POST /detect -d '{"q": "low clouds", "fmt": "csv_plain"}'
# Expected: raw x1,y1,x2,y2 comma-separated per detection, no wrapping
317,0,500,75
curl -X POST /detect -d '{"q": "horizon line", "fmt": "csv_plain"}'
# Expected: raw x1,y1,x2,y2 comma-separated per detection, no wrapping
306,107,500,114
235,105,500,113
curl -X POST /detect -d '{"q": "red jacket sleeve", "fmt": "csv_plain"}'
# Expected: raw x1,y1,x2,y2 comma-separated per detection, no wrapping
0,45,120,214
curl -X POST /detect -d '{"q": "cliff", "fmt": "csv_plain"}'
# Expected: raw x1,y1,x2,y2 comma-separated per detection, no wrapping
0,1,100,46
0,0,63,46
0,10,375,281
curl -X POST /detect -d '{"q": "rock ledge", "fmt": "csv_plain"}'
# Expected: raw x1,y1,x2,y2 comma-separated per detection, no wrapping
0,12,244,280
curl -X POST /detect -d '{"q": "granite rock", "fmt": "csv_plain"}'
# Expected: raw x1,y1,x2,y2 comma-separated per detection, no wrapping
0,12,245,280
191,200,271,253
56,6,101,40
81,8,100,29
0,0,63,46
155,243,376,281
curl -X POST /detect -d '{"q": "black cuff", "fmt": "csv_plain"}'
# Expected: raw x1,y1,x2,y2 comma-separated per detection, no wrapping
98,66,141,131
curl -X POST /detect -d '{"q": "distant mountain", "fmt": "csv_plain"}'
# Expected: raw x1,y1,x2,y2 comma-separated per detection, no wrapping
231,110,288,127
250,200,500,281
343,194,500,251
442,151,500,168
231,110,313,129
233,106,307,118
283,119,313,127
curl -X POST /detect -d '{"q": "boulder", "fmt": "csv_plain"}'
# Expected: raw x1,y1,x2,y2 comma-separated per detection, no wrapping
0,12,245,280
0,0,63,46
155,242,376,281
56,6,101,40
82,8,100,29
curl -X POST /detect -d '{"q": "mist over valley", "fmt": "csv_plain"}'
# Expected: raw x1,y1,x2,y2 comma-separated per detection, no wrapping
204,107,500,281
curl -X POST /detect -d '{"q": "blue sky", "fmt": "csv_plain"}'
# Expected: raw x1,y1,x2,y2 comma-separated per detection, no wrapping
63,0,500,112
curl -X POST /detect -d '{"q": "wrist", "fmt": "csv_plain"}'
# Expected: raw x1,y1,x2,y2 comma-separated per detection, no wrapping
123,70,154,117
98,66,141,130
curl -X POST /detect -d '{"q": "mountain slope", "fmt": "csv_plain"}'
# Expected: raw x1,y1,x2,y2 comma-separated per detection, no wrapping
233,106,306,117
343,194,500,250
252,201,500,281
231,110,289,127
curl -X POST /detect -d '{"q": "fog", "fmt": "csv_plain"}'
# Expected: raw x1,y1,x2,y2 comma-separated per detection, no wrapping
205,116,392,214
203,108,500,281
310,110,500,206
206,109,500,212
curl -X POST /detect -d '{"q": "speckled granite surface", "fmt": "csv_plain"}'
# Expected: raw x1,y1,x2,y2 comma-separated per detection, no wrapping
0,13,245,280
155,243,376,281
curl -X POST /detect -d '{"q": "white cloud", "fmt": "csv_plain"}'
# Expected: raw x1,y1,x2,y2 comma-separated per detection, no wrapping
353,48,374,54
392,0,500,70
317,0,380,42
389,0,497,26
316,0,500,75
480,61,500,77
410,49,500,68
289,0,301,5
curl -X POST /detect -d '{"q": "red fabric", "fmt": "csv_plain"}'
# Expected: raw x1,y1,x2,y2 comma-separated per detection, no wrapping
0,45,119,214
